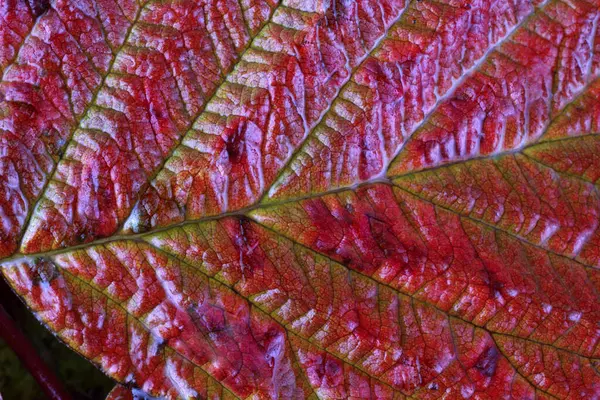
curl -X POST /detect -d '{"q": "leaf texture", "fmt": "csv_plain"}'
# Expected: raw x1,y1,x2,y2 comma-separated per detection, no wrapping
18,0,279,253
0,0,141,257
122,0,410,233
1,0,600,399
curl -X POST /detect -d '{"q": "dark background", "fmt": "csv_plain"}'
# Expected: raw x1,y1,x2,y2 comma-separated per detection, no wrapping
0,278,114,399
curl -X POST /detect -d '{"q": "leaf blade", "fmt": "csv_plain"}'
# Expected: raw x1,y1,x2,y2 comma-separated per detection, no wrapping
266,0,547,202
0,0,143,257
121,0,412,233
18,0,279,254
2,1,600,398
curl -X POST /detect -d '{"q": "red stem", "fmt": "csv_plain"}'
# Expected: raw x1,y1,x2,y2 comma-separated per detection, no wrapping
0,303,72,400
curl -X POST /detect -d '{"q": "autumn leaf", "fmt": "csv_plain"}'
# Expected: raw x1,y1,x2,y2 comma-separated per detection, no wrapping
1,0,600,398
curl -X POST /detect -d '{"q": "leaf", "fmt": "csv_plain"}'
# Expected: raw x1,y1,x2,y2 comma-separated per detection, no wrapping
1,0,600,399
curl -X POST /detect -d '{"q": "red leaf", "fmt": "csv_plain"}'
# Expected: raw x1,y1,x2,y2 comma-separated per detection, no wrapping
1,0,600,398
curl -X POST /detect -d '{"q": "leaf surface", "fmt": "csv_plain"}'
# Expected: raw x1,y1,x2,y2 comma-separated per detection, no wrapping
1,0,600,399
